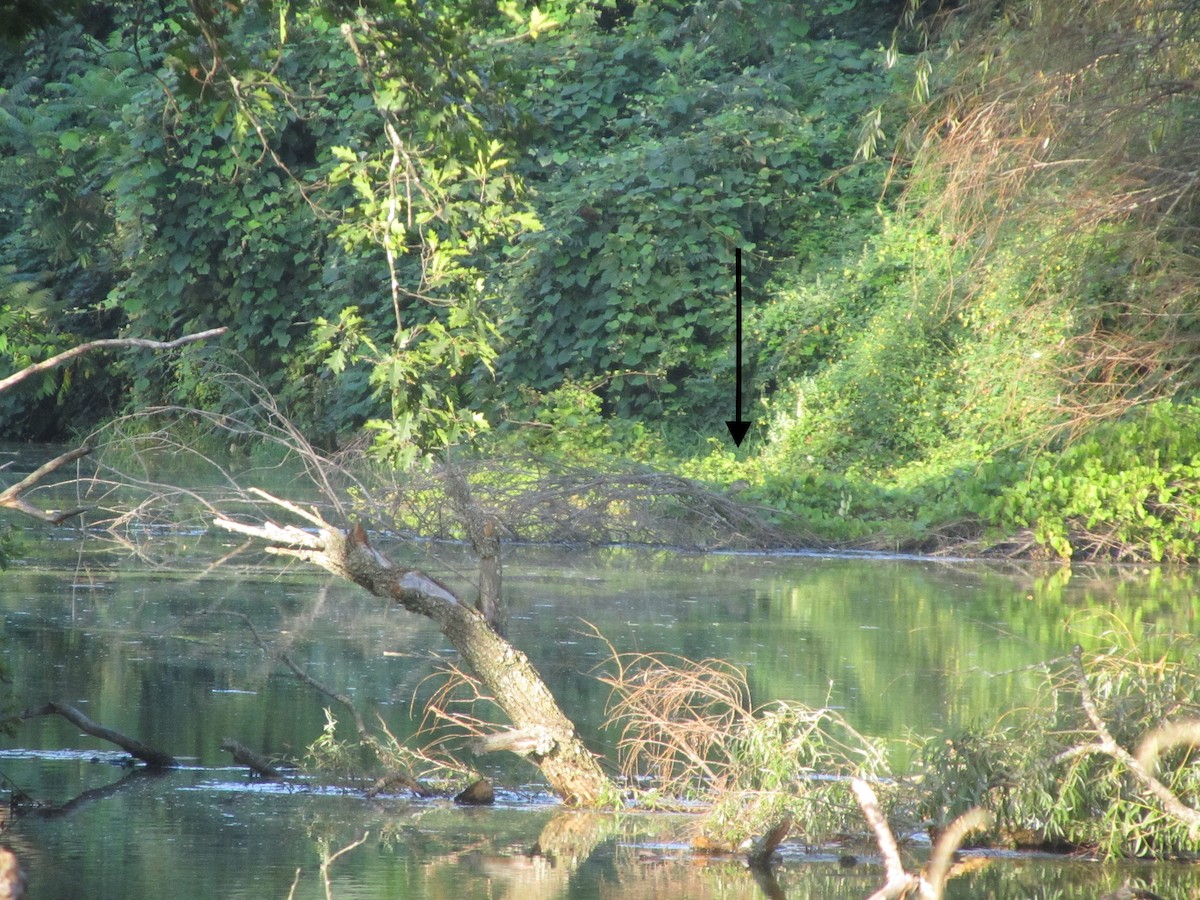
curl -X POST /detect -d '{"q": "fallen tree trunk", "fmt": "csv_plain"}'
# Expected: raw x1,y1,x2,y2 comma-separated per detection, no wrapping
21,702,177,769
214,490,612,806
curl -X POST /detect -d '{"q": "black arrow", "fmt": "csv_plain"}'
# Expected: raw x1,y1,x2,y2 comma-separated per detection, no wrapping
725,247,751,447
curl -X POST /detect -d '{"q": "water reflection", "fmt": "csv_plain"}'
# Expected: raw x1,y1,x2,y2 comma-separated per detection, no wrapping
2,535,1199,897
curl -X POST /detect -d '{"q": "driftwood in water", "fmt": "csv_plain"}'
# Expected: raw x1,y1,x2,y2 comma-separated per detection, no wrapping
215,490,612,806
220,739,284,779
746,816,792,869
364,770,431,799
20,702,177,769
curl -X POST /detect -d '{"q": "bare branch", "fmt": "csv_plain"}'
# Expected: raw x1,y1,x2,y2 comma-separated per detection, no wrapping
220,738,285,778
213,494,612,805
0,327,227,394
1135,720,1200,777
923,808,992,898
20,702,177,768
852,776,991,900
851,778,916,899
0,444,93,523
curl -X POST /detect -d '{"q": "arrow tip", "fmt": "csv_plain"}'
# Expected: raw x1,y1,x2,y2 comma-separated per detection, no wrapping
725,420,751,447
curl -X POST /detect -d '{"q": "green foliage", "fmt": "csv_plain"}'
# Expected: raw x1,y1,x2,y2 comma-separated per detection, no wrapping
303,708,361,780
0,525,13,572
973,401,1200,562
311,304,498,468
913,631,1200,859
496,0,893,424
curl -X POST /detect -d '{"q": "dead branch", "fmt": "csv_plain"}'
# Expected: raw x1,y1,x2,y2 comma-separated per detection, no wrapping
220,738,285,778
20,702,177,769
1135,720,1200,778
0,445,92,524
387,456,800,550
852,778,917,900
442,464,505,633
196,609,362,727
0,327,227,394
213,496,612,805
851,777,991,900
923,808,993,898
320,830,369,900
470,726,556,756
364,770,429,799
746,816,792,870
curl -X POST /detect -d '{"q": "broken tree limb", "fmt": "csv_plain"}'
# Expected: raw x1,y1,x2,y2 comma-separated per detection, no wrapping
851,776,992,900
214,499,612,806
0,327,228,394
746,816,792,869
0,444,93,524
470,726,557,756
220,738,284,778
20,702,177,769
852,778,918,900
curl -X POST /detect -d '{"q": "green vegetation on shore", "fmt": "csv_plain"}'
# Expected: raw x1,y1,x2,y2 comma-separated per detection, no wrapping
1,0,1198,560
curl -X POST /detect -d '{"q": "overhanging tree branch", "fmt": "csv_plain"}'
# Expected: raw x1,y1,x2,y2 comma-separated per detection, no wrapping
0,327,227,394
0,327,227,525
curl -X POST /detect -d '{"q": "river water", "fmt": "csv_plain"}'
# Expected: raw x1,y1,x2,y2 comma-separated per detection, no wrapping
2,521,1199,898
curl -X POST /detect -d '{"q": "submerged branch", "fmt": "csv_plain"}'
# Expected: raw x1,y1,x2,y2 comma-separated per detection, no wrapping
20,702,177,769
220,738,285,779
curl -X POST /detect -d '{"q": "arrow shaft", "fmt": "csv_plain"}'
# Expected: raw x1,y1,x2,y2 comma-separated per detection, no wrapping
735,248,742,420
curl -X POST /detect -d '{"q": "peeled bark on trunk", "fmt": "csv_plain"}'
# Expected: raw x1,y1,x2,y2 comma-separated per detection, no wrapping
214,491,612,806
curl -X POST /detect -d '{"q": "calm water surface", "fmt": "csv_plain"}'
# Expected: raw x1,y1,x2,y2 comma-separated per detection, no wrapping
2,524,1199,898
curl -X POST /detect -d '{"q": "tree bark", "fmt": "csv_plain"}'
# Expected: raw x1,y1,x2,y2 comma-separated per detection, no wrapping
220,738,284,778
214,491,612,806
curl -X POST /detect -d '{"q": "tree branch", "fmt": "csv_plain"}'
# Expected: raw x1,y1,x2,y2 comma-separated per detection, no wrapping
1070,645,1200,837
213,497,613,805
0,327,227,394
20,701,177,769
0,444,92,523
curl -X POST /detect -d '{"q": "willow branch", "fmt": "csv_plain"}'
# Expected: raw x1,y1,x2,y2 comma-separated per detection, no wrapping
1071,646,1200,836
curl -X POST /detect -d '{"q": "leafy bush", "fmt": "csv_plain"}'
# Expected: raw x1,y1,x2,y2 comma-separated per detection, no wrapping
496,1,893,424
912,631,1200,859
